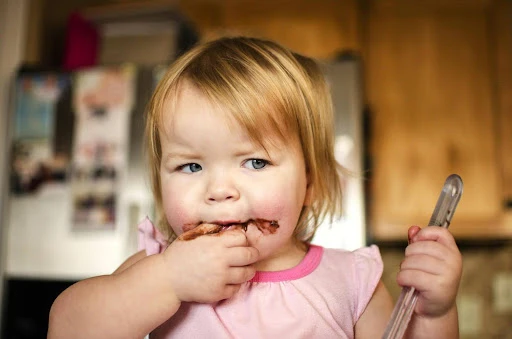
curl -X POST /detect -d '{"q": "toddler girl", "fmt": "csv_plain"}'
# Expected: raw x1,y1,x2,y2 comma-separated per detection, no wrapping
48,36,462,339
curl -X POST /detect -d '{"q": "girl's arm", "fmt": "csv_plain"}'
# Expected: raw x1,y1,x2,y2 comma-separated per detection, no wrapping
113,250,147,274
355,283,459,339
404,304,459,338
48,228,259,339
48,252,181,339
354,281,394,338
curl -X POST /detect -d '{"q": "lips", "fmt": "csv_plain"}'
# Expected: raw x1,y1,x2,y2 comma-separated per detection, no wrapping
211,221,249,231
178,219,279,241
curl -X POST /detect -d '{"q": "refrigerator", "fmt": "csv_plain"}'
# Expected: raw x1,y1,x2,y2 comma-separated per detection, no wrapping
0,57,366,335
4,65,155,281
312,56,366,251
0,65,156,337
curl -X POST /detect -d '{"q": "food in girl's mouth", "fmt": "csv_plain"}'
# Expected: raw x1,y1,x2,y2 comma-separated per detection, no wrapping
178,219,279,241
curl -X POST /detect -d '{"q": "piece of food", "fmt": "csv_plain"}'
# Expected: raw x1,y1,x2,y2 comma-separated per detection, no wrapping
178,219,279,241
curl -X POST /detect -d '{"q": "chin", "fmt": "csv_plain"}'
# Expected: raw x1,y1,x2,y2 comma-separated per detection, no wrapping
246,226,293,254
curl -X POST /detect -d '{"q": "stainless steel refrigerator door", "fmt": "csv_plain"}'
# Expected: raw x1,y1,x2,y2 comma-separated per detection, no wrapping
311,59,366,250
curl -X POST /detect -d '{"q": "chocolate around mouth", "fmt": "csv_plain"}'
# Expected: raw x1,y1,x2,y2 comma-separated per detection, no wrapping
178,218,279,241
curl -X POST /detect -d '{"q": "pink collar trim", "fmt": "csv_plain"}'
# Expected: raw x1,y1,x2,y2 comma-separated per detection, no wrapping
249,245,323,282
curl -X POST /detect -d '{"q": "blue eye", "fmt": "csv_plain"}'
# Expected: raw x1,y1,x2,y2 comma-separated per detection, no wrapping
179,163,202,173
244,159,268,170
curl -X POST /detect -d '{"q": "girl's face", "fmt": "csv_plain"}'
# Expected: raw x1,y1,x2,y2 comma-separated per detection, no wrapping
159,83,310,271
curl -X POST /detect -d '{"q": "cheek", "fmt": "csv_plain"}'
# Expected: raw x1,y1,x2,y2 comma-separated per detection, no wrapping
251,193,293,220
161,184,194,235
250,180,306,226
245,180,306,256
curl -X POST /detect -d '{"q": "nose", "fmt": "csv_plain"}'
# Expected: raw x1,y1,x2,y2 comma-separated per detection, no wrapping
205,171,240,203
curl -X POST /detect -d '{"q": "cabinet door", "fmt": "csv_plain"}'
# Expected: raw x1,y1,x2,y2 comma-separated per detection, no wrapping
365,2,507,240
180,0,360,59
495,0,512,208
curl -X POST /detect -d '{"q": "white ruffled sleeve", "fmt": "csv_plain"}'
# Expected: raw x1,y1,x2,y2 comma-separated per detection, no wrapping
137,217,169,255
353,244,384,320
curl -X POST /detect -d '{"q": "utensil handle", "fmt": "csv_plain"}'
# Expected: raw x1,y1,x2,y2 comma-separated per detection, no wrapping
382,286,418,339
381,174,463,339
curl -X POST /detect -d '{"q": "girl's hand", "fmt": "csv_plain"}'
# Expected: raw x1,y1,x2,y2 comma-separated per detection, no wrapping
162,225,260,303
397,226,462,318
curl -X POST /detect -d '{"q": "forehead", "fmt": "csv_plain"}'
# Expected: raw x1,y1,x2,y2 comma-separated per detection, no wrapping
161,87,243,144
160,81,294,150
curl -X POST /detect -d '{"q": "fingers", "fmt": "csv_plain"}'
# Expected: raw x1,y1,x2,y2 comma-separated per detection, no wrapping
397,270,437,291
400,254,446,276
404,227,461,271
226,266,257,284
218,267,256,300
227,246,260,266
397,264,456,294
219,228,250,247
408,225,421,244
409,226,458,250
399,226,462,296
405,240,452,261
221,284,247,300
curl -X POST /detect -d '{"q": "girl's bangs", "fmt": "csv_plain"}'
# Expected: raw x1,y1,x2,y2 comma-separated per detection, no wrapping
189,68,301,150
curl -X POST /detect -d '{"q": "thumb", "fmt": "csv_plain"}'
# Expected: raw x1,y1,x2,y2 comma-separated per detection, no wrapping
408,225,421,244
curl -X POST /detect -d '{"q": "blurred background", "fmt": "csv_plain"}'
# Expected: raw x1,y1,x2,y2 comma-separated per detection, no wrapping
0,0,511,338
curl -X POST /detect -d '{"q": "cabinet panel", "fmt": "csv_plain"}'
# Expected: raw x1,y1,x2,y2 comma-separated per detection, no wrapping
494,0,512,203
365,6,505,239
180,0,360,59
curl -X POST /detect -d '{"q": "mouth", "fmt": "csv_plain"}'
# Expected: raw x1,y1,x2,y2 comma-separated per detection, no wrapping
178,218,280,241
212,221,249,232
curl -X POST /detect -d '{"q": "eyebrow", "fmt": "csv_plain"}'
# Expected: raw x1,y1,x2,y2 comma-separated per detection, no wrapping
233,148,259,157
163,152,199,163
237,143,276,161
162,140,273,163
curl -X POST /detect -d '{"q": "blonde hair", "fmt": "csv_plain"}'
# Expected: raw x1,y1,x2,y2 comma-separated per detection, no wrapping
145,36,343,242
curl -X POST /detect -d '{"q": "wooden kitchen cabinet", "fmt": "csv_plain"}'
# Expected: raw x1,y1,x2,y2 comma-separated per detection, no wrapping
27,0,511,240
181,0,512,240
179,0,361,60
494,0,512,230
364,0,512,240
495,0,512,204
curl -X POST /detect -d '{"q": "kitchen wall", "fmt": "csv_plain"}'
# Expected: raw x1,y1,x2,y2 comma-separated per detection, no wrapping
382,244,512,338
455,246,512,338
10,0,512,338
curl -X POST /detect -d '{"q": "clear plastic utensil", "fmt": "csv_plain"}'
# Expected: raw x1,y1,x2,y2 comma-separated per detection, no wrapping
381,174,464,339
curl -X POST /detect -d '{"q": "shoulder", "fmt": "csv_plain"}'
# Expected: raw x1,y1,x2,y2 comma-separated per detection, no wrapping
319,245,383,294
317,245,384,319
320,245,383,274
113,218,169,275
137,217,169,255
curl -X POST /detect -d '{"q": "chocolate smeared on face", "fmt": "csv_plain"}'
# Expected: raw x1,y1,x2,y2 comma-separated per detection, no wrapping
252,218,279,234
178,223,225,241
178,218,279,241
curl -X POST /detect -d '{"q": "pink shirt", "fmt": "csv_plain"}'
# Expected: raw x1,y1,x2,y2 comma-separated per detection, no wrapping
138,218,383,339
